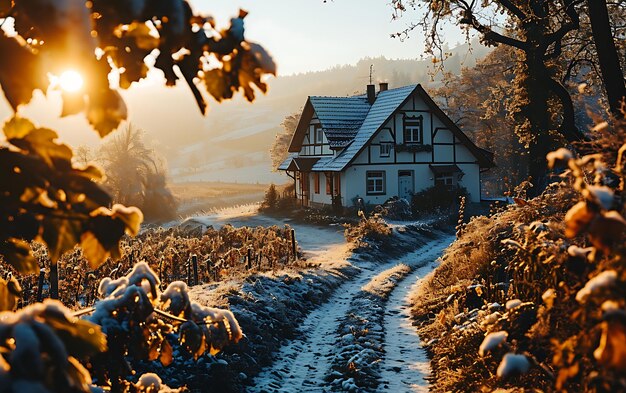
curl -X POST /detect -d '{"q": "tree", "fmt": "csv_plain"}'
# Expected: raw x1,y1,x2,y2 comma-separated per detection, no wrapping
431,46,528,194
0,1,275,273
392,0,588,192
270,112,301,170
263,184,279,211
586,0,626,116
98,124,177,222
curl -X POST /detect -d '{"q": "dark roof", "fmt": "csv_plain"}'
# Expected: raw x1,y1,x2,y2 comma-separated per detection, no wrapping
287,84,495,172
278,156,320,172
429,164,463,174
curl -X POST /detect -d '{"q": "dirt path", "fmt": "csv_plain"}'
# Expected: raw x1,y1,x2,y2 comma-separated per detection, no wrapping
377,239,452,392
249,236,454,393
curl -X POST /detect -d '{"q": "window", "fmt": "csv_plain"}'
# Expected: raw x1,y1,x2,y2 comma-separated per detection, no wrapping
315,127,324,144
366,171,385,195
403,116,423,144
313,173,320,194
380,142,392,157
435,173,455,187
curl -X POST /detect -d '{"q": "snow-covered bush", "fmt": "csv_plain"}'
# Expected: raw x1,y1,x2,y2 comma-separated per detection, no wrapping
88,262,242,390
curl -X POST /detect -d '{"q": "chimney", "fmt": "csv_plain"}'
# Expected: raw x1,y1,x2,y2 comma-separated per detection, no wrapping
379,82,388,92
366,84,376,104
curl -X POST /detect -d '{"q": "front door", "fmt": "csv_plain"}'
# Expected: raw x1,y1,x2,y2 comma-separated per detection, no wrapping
398,171,414,200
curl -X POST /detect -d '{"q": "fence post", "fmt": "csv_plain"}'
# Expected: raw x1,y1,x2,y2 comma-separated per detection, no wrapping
192,254,198,285
49,264,58,300
186,261,191,284
76,275,83,305
258,251,263,270
205,258,211,282
36,268,45,302
290,228,297,261
247,248,252,270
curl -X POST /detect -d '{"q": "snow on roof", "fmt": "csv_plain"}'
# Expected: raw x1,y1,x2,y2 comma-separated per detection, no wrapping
313,85,417,172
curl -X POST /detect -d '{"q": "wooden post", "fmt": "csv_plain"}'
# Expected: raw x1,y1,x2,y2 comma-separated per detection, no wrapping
258,251,263,270
158,258,164,284
290,228,297,261
247,248,252,270
205,258,211,281
36,268,45,302
49,264,58,300
192,254,198,285
76,275,83,304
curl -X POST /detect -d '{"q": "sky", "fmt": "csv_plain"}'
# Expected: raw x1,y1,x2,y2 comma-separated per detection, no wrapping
192,0,464,76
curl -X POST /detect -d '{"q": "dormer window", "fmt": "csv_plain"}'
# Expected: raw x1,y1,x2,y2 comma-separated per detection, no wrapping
315,126,324,144
403,116,423,144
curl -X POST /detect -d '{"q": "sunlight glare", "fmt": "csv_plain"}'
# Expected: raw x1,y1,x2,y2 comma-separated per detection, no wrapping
58,70,84,92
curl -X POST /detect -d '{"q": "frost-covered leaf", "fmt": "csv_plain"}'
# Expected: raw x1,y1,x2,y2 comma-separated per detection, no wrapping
497,353,530,378
479,331,508,357
584,185,615,210
547,148,573,169
179,320,205,358
576,270,618,303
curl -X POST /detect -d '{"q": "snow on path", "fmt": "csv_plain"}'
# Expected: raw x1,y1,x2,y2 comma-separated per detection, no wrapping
249,236,454,393
378,237,454,392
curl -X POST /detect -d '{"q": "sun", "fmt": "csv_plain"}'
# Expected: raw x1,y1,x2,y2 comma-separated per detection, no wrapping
58,70,84,93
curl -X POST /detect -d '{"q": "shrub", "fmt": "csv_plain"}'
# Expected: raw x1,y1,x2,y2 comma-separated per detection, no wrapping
344,210,392,247
412,118,626,392
261,184,279,211
411,185,467,216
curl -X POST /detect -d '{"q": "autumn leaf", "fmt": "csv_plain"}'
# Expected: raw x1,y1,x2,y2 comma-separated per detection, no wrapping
0,34,48,110
588,211,626,253
40,217,82,263
159,339,173,366
4,118,72,167
564,201,596,238
594,320,626,373
0,238,39,274
0,276,22,312
86,89,128,137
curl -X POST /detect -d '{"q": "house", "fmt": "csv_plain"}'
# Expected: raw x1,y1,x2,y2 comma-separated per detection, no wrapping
278,83,494,209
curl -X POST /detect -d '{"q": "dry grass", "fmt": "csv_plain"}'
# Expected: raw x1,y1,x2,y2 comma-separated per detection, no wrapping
170,181,271,216
410,183,578,392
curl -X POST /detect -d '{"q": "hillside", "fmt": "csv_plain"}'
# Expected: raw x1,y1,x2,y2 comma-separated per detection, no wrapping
165,41,491,184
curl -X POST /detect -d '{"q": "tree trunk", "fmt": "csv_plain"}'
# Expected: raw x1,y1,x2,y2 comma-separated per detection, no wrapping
524,49,560,196
587,0,626,117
